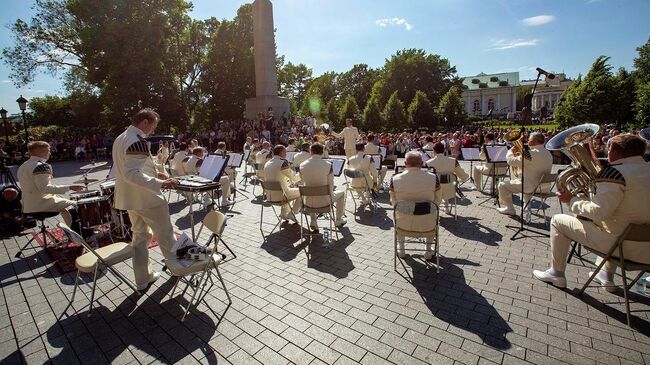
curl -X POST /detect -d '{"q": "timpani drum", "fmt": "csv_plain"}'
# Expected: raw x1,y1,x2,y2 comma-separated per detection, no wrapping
76,195,112,228
69,190,101,201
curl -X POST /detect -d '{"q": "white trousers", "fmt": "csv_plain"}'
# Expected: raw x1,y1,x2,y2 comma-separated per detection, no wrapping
127,204,176,287
472,165,490,191
498,180,531,210
282,188,302,216
310,191,346,226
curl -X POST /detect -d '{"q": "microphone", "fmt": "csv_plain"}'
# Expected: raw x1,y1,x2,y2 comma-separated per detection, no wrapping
536,67,555,79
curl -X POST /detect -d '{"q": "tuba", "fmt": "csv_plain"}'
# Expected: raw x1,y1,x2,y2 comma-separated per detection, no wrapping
546,123,601,197
316,123,330,144
505,129,525,178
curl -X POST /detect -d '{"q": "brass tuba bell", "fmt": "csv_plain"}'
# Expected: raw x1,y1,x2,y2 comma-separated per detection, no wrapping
546,123,601,197
505,129,525,178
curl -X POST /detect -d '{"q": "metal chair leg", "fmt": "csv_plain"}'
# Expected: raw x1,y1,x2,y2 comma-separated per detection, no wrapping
619,244,632,326
71,270,81,302
89,265,99,315
169,276,182,299
216,267,232,304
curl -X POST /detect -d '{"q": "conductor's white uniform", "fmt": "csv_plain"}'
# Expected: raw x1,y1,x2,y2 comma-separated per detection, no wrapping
331,126,360,159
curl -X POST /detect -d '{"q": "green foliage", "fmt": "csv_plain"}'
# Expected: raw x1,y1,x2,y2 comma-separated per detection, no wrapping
407,90,435,130
382,91,407,132
278,62,314,106
374,49,458,108
634,37,650,83
326,99,339,126
635,82,650,127
612,68,637,128
516,85,533,111
289,98,299,116
438,86,467,128
363,95,382,132
305,72,337,105
338,96,360,129
337,64,379,111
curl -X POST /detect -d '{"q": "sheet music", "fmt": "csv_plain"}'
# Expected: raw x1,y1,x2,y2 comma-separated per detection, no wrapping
285,151,298,163
243,149,252,163
485,145,508,163
380,146,387,158
324,158,345,177
198,155,227,181
227,152,243,167
461,148,481,161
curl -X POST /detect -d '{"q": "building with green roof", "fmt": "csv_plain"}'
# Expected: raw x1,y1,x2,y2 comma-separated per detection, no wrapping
460,72,520,117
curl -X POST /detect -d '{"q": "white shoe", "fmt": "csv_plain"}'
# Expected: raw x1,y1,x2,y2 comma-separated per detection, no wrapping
397,243,406,258
497,207,516,216
424,250,434,260
533,269,567,288
335,218,347,227
137,271,161,291
590,271,617,293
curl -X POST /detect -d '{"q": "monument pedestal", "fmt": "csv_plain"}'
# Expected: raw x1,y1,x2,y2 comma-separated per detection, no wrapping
245,95,290,120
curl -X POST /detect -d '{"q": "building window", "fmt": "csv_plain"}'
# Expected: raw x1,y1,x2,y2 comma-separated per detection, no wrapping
488,98,495,112
473,99,480,112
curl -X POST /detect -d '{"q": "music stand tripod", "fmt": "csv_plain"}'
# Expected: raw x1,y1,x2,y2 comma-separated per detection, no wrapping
477,147,505,207
507,69,550,240
0,158,18,187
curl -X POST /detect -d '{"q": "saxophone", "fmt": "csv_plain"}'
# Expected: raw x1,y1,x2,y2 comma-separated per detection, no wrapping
546,124,601,197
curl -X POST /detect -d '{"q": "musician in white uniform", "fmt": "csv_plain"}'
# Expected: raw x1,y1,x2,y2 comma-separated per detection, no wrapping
264,145,301,224
299,143,347,232
534,134,650,290
497,132,553,215
214,141,236,183
390,151,441,259
364,134,387,188
184,147,233,206
471,133,508,192
169,142,188,176
112,108,178,290
292,143,311,168
426,142,468,214
286,138,297,152
331,118,360,159
255,141,273,181
348,143,378,207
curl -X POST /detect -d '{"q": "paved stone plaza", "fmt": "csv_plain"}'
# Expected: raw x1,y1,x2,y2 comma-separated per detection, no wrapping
1,159,649,365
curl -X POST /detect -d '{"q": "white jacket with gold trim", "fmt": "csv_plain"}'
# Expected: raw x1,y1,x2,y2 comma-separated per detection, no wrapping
17,156,73,213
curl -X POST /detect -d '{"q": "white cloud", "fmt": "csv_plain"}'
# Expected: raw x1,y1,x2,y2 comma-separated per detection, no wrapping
488,38,539,50
521,15,556,26
375,18,414,31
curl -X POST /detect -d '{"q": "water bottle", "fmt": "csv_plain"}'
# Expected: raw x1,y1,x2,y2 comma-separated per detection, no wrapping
634,274,648,295
524,208,532,224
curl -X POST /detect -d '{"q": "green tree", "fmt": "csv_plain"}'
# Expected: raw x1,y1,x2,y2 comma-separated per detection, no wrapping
438,86,466,128
278,62,313,107
382,91,407,132
363,95,382,132
338,96,360,129
305,71,338,105
407,90,435,130
634,37,650,83
326,99,339,125
554,56,617,128
374,49,458,108
612,68,637,127
337,64,379,110
635,82,650,127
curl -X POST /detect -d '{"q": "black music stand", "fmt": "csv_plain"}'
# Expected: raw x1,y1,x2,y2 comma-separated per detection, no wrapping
460,147,481,185
477,145,507,207
507,69,550,240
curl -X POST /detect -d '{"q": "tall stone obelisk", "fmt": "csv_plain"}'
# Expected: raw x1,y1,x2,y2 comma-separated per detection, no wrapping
245,0,289,119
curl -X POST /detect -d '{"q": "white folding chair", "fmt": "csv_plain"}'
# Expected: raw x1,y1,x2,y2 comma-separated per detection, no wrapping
260,180,289,239
438,173,458,220
165,216,232,322
298,185,340,247
523,172,561,227
343,168,377,213
203,211,236,261
58,223,137,314
393,201,441,272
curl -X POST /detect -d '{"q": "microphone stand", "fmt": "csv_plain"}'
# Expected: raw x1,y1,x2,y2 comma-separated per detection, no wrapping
507,69,550,240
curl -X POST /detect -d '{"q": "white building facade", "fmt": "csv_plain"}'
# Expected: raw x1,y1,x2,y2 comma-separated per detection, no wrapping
460,72,519,117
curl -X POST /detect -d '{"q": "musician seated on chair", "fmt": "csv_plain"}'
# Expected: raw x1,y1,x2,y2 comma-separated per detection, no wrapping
214,141,236,182
426,142,468,214
497,132,552,215
422,135,435,151
364,134,388,189
264,145,301,225
471,133,508,192
390,151,441,259
184,147,234,206
255,141,273,180
286,138,298,152
533,134,650,291
299,143,347,233
348,143,379,208
292,142,311,168
169,142,188,176
17,141,89,234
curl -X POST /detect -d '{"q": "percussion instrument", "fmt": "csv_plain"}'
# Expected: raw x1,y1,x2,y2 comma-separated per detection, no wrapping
99,179,115,197
80,161,108,170
76,195,112,228
73,178,99,184
69,190,101,200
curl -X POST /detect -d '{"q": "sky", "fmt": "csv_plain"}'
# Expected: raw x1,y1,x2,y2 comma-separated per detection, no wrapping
0,0,649,115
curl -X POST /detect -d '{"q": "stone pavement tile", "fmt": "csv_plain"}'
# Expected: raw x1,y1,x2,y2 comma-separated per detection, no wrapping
228,348,263,365
328,322,362,343
279,343,315,365
359,351,394,365
355,334,393,359
330,337,367,362
232,331,264,356
254,346,289,365
350,319,385,341
305,339,342,365
578,339,643,364
304,325,337,346
378,331,416,355
413,345,455,365
388,349,429,365
280,326,313,348
23,349,50,365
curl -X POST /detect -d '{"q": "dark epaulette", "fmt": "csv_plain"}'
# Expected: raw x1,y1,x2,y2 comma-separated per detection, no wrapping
281,159,290,170
594,165,625,186
33,163,52,175
126,140,150,156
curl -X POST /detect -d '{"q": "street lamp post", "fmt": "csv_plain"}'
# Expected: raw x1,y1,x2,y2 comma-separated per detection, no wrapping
16,95,28,144
0,108,8,144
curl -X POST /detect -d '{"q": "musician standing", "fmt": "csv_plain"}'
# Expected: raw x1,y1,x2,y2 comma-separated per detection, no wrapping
113,108,178,290
331,118,359,159
497,132,552,215
264,145,301,224
348,143,378,207
533,134,650,290
390,151,441,259
299,143,347,232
